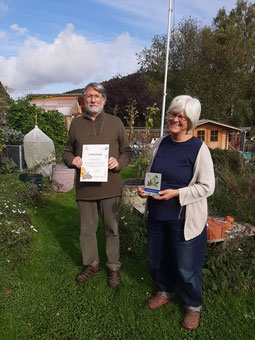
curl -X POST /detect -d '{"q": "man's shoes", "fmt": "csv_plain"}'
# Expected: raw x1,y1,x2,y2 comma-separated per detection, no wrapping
75,265,99,284
146,292,171,310
181,310,200,330
107,270,121,287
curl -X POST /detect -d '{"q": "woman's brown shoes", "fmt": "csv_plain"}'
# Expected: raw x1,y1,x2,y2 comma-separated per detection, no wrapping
146,292,171,309
181,310,200,330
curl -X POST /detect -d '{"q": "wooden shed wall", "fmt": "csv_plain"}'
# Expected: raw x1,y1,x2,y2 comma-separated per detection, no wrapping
193,123,229,150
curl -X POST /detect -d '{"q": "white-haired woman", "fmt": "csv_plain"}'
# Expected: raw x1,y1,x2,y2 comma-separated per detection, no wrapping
138,95,215,330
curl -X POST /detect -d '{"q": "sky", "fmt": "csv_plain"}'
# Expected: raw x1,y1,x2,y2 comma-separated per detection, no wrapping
0,0,238,97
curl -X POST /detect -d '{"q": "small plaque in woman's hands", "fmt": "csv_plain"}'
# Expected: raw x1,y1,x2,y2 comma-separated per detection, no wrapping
144,172,162,197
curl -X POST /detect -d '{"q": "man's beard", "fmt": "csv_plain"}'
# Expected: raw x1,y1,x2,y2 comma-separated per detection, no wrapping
85,102,105,116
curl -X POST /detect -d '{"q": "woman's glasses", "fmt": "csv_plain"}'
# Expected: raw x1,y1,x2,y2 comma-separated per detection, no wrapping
169,113,187,121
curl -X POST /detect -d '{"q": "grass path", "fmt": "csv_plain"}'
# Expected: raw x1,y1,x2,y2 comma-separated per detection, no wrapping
1,189,255,339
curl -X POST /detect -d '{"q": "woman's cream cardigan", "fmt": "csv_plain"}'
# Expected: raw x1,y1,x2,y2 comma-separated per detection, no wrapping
147,136,215,241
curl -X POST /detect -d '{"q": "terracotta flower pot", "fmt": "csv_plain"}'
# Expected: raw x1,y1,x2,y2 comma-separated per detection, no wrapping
51,164,75,193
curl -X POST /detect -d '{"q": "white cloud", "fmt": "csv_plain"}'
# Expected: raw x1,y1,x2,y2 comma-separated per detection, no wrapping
0,0,8,14
0,30,7,39
0,24,140,93
10,24,28,35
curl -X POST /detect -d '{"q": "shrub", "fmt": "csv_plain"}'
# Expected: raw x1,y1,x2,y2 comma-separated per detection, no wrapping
0,173,51,270
0,157,17,174
203,237,255,293
0,126,24,145
132,147,151,178
209,148,255,224
119,204,147,257
6,98,67,158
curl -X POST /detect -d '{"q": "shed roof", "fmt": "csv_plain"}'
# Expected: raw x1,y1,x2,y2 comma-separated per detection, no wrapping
197,119,242,131
30,95,85,116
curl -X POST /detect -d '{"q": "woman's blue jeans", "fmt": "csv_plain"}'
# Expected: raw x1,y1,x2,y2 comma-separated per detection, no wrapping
147,215,207,309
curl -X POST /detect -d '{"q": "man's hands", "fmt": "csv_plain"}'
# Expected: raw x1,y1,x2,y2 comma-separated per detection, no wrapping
72,156,119,171
108,157,119,170
72,156,82,169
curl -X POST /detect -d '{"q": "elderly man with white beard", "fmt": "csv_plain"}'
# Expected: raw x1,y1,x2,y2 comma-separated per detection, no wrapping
63,82,131,287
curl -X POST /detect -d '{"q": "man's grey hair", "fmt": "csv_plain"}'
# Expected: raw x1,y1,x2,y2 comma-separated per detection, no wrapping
84,82,107,99
167,95,201,132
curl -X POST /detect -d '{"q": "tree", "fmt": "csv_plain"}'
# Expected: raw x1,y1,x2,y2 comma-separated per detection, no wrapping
103,72,162,126
136,1,255,127
0,83,11,124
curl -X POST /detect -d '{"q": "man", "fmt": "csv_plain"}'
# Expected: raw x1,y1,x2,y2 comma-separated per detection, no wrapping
63,82,131,287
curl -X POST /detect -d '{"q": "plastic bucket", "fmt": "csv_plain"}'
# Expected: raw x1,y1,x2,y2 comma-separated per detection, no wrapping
19,173,43,192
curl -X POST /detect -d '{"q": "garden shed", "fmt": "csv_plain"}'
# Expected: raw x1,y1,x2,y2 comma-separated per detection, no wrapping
128,120,244,151
30,94,85,129
192,120,243,150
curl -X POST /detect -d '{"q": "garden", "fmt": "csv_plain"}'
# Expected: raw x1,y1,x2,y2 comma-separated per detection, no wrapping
0,138,255,339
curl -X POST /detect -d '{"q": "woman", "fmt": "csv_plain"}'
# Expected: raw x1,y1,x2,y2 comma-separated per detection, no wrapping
138,95,215,330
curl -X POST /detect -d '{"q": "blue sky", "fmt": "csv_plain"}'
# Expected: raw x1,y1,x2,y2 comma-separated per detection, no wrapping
0,0,238,97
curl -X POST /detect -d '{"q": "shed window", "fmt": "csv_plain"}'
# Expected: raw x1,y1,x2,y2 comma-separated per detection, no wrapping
197,130,205,141
211,130,218,141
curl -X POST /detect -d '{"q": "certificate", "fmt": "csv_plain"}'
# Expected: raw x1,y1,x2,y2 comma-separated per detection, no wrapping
80,144,109,182
144,172,162,197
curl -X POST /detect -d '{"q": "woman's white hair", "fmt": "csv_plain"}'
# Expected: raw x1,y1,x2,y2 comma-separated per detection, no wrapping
167,95,201,132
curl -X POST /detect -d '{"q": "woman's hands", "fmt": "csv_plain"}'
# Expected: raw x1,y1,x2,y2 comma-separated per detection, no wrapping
153,189,179,200
137,186,147,198
137,187,179,200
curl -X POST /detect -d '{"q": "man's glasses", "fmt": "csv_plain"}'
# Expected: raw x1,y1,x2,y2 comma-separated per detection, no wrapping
85,94,102,101
169,113,187,121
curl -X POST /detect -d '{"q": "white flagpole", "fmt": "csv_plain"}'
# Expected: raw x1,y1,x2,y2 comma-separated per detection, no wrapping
160,0,172,137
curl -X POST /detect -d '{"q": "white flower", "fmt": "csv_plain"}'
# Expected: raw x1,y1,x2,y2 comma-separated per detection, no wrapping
141,277,144,280
12,210,16,213
124,222,128,226
121,216,125,220
238,248,242,252
128,247,131,251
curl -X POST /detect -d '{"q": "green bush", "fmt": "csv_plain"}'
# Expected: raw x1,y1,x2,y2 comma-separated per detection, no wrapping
210,148,249,176
0,173,51,269
0,157,17,174
203,237,255,293
119,204,147,257
209,148,255,224
6,98,67,158
132,147,151,178
0,126,24,145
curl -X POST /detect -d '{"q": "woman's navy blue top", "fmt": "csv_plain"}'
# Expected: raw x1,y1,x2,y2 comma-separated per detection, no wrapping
148,136,202,221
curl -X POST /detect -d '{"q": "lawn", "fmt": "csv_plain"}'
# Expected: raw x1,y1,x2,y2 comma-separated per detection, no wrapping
0,171,255,339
